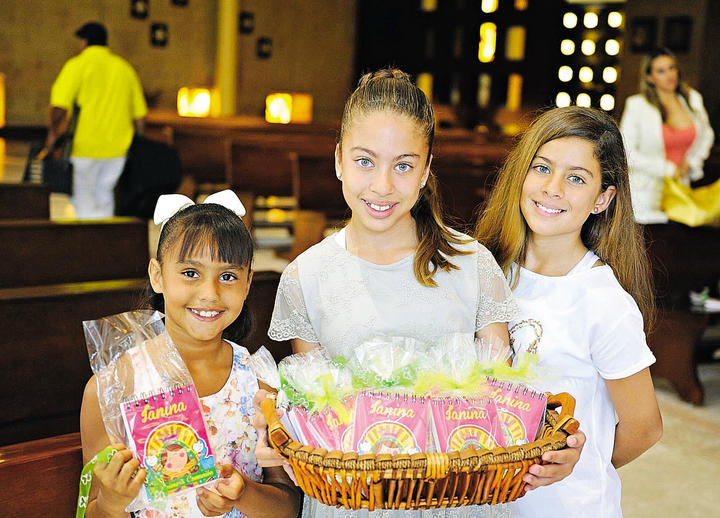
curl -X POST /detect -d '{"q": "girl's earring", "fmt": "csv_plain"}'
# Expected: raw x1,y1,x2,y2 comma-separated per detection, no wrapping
420,181,426,188
593,206,599,213
336,171,342,180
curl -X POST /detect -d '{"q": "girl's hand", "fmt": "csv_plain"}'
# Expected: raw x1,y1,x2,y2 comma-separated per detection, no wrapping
522,430,586,491
196,465,246,516
252,390,298,484
93,444,146,514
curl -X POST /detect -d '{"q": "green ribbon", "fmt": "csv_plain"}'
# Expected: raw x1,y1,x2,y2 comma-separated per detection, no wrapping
281,374,353,421
76,445,117,518
414,362,489,396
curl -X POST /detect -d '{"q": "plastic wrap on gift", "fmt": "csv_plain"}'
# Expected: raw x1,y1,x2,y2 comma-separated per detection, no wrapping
82,310,218,512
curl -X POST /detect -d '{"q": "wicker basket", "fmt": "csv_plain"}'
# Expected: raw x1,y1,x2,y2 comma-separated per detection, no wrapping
260,392,579,511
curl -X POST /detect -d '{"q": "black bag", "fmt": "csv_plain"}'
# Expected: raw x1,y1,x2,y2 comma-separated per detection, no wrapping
23,136,74,195
23,105,78,195
114,135,183,218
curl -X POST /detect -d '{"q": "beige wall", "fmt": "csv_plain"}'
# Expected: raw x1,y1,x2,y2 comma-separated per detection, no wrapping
0,0,356,126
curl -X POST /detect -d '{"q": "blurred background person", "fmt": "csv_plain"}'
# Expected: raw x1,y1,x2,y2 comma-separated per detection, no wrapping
619,47,714,224
46,21,147,219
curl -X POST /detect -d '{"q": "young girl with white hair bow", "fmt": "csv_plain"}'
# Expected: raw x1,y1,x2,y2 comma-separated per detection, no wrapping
79,190,301,518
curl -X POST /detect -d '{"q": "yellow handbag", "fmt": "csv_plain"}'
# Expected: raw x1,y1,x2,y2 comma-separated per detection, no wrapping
661,176,720,227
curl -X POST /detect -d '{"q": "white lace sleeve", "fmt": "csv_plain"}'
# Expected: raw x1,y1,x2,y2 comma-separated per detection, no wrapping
267,261,319,343
475,244,521,330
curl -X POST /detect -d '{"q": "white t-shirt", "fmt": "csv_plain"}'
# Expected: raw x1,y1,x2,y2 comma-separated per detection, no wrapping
509,251,655,518
269,228,521,518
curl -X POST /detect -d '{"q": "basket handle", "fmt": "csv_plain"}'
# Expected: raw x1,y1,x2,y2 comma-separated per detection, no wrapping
546,392,580,436
260,397,293,449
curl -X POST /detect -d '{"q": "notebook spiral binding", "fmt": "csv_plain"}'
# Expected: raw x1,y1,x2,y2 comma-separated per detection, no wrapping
123,384,192,408
486,378,546,401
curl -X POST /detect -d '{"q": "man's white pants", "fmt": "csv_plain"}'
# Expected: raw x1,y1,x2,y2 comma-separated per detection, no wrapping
70,156,127,219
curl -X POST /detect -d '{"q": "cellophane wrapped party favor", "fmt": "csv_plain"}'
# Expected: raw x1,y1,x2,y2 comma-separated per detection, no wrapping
83,310,218,513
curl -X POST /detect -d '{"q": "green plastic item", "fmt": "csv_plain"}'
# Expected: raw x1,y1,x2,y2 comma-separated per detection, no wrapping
76,445,117,518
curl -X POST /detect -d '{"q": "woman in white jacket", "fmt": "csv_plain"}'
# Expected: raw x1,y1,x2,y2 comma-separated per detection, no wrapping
619,47,714,224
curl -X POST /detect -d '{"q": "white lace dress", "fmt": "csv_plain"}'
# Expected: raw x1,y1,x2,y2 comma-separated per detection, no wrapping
269,228,520,518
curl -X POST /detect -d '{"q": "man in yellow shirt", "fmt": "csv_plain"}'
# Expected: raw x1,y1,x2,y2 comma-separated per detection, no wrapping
46,22,147,219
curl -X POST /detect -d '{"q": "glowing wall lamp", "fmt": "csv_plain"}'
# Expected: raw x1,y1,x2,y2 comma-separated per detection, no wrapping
577,93,591,107
558,66,573,82
581,39,596,56
579,66,594,83
561,39,575,56
556,92,571,108
608,11,623,28
583,12,599,29
600,94,615,111
603,67,618,83
478,23,497,63
265,93,313,124
177,87,212,117
605,39,620,56
563,12,578,29
481,0,498,13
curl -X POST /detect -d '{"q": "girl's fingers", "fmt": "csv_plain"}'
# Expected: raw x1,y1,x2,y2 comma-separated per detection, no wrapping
197,487,229,516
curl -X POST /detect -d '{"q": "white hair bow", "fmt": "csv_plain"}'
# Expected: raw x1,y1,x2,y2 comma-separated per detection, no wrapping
153,189,247,228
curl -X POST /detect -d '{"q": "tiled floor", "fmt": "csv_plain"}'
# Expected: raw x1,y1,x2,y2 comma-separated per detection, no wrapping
2,137,719,516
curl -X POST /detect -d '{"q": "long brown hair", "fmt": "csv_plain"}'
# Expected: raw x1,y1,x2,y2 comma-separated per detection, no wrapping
640,47,694,121
475,106,655,332
339,67,470,287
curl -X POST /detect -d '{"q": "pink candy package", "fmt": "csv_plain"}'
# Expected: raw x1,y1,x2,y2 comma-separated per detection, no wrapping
353,391,427,455
430,397,501,452
486,380,547,447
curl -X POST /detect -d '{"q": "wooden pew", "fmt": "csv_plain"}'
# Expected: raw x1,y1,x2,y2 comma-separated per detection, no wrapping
0,432,83,516
173,131,232,186
0,279,147,446
643,223,720,405
227,144,297,199
244,270,292,362
0,182,50,219
432,157,500,230
0,218,149,288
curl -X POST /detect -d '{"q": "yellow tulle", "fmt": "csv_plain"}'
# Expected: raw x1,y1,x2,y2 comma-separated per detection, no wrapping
661,176,720,227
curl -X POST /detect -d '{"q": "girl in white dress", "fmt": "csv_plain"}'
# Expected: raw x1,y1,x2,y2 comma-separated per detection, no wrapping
476,106,664,517
261,69,584,518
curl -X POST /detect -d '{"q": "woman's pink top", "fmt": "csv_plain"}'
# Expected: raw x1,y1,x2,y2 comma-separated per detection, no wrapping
663,123,696,166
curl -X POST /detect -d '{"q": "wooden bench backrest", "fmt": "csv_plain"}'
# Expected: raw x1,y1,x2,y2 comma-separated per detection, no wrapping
0,279,147,446
0,432,83,516
294,155,348,222
0,183,50,220
228,145,297,197
0,219,149,288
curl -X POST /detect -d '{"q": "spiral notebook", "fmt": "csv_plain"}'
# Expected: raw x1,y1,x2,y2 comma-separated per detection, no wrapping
486,379,547,447
121,384,218,501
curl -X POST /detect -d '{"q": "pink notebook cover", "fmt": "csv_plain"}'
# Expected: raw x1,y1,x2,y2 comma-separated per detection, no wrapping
121,384,218,500
307,394,356,452
430,397,501,452
353,391,427,455
486,380,547,447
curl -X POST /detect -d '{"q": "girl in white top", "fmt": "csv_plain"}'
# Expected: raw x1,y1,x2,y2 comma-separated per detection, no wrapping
258,68,585,518
619,47,714,223
476,106,664,517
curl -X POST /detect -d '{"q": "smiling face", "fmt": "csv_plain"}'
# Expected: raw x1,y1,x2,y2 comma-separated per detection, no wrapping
336,110,431,238
647,54,679,93
520,137,615,245
148,242,252,349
